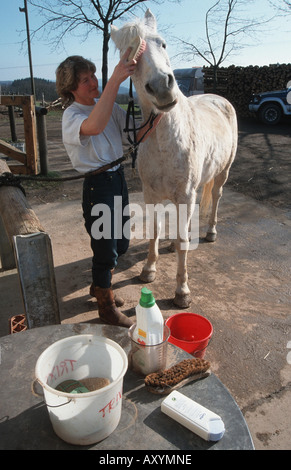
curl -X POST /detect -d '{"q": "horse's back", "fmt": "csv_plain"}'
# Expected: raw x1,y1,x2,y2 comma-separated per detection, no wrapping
188,93,237,126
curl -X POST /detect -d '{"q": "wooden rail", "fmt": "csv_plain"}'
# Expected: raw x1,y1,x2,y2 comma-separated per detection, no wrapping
0,95,38,174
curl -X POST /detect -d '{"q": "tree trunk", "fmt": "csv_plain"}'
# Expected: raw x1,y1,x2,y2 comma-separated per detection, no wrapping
102,24,110,90
213,66,218,93
0,160,44,243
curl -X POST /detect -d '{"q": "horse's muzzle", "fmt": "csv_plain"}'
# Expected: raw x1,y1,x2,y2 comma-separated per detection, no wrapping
145,73,178,112
145,73,174,95
156,98,178,112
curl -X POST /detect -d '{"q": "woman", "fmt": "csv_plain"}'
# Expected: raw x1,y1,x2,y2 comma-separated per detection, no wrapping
56,51,162,327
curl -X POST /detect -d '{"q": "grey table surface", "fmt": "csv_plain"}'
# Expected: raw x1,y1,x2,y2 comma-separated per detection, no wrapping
0,322,254,450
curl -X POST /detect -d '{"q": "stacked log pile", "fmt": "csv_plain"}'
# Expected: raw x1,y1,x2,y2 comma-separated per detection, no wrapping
203,64,291,117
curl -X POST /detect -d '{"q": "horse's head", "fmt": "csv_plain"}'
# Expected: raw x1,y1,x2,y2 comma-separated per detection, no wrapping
111,9,179,114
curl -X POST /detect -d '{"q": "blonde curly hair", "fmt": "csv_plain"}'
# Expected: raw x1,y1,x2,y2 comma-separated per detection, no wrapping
56,56,96,107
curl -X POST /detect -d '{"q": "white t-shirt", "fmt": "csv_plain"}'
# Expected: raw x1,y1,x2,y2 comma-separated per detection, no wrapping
62,100,133,174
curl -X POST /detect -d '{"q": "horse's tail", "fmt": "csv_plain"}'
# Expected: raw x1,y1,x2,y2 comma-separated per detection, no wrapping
200,179,214,217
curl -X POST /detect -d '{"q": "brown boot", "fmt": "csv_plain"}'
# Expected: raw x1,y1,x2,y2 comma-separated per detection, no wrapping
110,269,125,307
93,286,133,328
89,283,124,307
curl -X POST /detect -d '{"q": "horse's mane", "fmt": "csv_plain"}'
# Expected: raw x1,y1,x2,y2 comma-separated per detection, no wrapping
112,20,145,51
111,16,160,52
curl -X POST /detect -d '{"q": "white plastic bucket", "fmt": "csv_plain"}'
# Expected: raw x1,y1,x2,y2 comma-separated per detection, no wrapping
35,335,128,446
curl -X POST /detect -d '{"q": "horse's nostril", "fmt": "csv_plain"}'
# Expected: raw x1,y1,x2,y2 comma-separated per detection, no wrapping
145,83,155,96
146,75,174,96
168,74,174,90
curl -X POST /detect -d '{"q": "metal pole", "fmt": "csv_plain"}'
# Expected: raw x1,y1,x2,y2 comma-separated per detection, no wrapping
19,0,36,102
8,106,17,142
36,106,49,175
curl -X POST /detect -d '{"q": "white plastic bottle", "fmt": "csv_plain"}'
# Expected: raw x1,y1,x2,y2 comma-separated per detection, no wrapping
161,391,225,441
134,287,164,345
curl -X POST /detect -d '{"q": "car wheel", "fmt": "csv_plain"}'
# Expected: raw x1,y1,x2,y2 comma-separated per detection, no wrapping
259,103,282,125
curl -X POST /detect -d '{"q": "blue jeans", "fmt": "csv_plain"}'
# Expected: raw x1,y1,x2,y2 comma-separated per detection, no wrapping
82,167,130,288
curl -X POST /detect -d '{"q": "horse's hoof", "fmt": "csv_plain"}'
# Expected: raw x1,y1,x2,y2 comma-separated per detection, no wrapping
139,269,156,283
173,293,191,309
205,232,217,243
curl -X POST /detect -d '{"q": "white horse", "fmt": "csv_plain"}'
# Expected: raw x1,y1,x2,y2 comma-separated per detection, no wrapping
111,10,238,308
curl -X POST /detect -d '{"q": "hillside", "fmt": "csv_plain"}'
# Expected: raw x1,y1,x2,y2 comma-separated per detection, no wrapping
1,78,58,102
1,77,132,104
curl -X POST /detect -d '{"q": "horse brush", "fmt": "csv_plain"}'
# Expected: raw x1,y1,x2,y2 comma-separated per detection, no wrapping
127,35,146,62
144,358,211,395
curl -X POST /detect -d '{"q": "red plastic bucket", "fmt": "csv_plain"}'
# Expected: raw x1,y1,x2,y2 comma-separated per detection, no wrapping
165,313,213,358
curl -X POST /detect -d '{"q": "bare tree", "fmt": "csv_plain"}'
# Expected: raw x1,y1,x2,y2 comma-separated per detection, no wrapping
28,0,179,88
174,0,275,91
269,0,291,9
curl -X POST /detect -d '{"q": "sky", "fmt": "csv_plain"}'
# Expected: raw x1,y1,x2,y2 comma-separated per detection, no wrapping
0,0,290,83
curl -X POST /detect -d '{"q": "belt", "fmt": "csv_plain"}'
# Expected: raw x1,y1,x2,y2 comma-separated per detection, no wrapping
84,156,126,178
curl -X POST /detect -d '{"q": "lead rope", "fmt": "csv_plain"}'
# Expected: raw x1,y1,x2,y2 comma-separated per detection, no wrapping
124,79,158,174
124,79,138,171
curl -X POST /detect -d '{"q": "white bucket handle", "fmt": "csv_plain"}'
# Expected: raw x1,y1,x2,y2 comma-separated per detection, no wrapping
31,378,72,408
46,399,72,408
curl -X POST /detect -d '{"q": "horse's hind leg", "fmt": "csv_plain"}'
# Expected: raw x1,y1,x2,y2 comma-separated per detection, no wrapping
205,170,229,242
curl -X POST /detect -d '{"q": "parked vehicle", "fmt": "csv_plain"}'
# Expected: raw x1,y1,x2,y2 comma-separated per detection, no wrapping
173,67,204,96
249,87,291,125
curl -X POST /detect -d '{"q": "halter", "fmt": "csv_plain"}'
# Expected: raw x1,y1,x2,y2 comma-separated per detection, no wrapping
124,78,158,170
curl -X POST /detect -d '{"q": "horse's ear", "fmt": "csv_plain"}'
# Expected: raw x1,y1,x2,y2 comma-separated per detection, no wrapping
110,25,119,45
144,9,157,32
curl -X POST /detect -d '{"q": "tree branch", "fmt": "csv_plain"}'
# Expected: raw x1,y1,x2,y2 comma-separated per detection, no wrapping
174,0,277,71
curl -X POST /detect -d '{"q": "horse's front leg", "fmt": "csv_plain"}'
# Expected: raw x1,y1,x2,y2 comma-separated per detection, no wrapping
174,238,191,308
173,201,196,309
139,208,160,283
